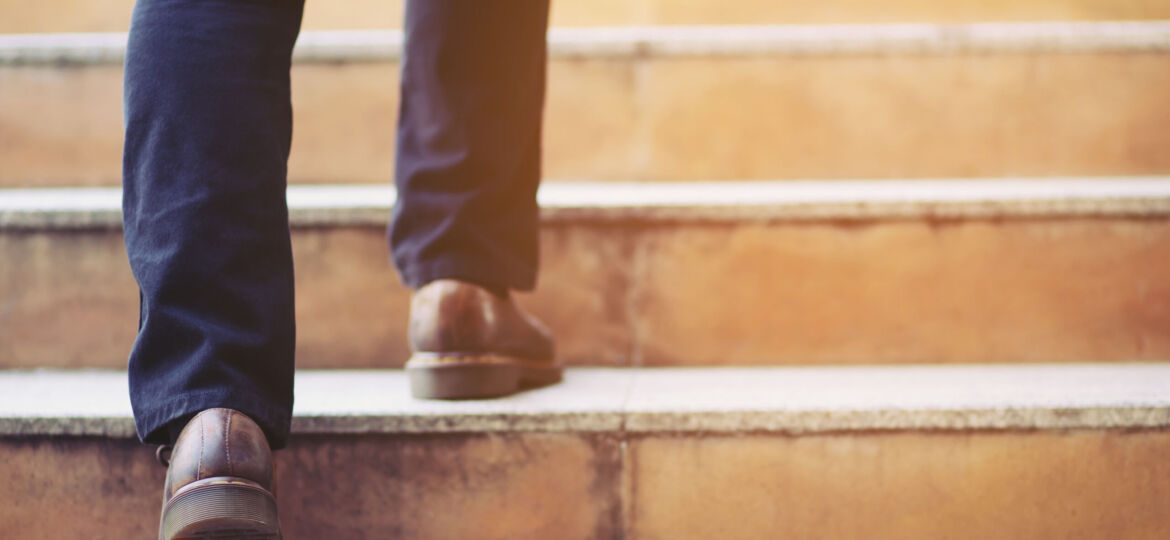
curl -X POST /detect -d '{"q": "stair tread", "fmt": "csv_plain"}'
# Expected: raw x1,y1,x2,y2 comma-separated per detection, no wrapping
4,178,1170,230
4,21,1170,66
2,364,1167,437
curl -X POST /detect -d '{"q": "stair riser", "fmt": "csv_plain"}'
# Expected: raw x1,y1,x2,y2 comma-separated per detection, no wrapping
3,216,1167,369
2,430,1167,539
634,218,1170,366
0,227,634,369
0,434,624,540
4,50,1170,187
5,0,1170,33
629,431,1170,539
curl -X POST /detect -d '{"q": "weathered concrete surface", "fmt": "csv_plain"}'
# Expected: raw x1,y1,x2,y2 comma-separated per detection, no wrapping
2,366,1168,537
618,364,1170,432
0,230,136,368
0,434,623,540
9,180,1170,230
1,429,1167,538
6,0,1170,33
5,50,1170,187
0,437,163,539
629,430,1170,539
3,366,1168,437
4,213,1169,368
634,218,1170,365
276,434,623,540
0,226,634,369
636,53,1170,182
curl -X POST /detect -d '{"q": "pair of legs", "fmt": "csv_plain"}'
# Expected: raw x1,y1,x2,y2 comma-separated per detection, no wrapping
122,0,550,451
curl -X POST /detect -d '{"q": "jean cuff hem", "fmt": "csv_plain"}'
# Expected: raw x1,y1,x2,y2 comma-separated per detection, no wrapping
396,254,537,292
134,389,292,450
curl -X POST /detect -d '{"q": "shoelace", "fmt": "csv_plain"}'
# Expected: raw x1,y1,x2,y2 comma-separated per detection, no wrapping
156,444,172,467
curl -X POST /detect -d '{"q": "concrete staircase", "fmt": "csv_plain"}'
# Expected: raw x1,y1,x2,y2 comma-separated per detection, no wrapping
4,179,1170,370
4,366,1170,538
4,22,1170,186
2,1,1170,538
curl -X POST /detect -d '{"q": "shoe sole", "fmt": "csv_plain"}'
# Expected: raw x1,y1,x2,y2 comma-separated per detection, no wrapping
160,477,281,540
406,354,563,399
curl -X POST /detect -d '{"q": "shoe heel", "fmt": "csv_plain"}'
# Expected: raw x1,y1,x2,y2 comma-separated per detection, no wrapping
160,477,280,540
407,357,519,399
519,364,564,388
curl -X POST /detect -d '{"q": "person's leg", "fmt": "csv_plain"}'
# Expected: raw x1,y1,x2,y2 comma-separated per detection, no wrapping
391,0,549,293
123,0,302,453
391,0,560,399
123,0,302,536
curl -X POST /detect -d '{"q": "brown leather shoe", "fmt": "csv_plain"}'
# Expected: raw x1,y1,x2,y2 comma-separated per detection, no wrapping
158,408,280,540
406,279,562,399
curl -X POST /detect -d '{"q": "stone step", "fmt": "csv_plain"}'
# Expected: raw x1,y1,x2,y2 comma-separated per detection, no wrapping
2,178,1169,369
1,365,1168,538
6,0,1170,33
2,22,1169,187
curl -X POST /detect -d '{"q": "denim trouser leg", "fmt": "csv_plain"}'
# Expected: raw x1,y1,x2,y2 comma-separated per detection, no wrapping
122,0,304,449
391,0,551,292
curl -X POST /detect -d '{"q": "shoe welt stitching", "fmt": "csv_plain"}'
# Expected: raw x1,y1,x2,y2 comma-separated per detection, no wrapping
405,354,557,367
225,410,233,477
196,413,204,480
406,354,511,366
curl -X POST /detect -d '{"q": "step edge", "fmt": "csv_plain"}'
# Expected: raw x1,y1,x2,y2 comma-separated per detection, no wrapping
3,21,1169,65
5,407,1167,439
3,179,1169,230
2,365,1168,438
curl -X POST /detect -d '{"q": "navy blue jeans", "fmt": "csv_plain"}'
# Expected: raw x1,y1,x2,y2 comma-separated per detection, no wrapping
122,0,549,449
